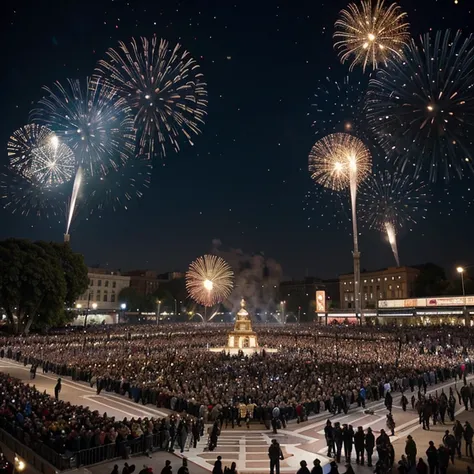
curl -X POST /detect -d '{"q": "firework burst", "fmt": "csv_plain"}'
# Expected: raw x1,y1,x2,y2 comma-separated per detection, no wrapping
334,0,410,72
30,77,135,177
94,36,208,159
308,133,372,191
28,140,75,187
7,124,53,178
359,170,429,232
186,255,234,307
0,167,66,219
359,170,429,266
366,30,474,181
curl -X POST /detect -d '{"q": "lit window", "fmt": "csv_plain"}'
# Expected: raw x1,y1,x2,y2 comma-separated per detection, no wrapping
384,277,387,281
378,278,381,282
364,280,367,283
371,279,374,283
392,276,395,280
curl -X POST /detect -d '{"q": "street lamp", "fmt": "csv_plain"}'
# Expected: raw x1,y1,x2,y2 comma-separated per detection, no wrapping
457,266,467,323
156,300,161,325
457,267,466,297
120,303,126,323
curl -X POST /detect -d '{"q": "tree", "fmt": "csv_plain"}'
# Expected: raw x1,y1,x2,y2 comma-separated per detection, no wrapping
413,263,448,297
0,239,67,334
51,242,89,307
118,287,155,312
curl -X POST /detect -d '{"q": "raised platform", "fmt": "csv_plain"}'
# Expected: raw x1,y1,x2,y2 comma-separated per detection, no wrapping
209,347,278,355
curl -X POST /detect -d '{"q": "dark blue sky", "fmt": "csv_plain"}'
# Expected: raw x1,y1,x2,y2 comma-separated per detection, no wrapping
1,0,473,279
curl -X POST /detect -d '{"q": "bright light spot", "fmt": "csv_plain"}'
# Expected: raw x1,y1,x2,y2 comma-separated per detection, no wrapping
204,279,213,291
457,266,464,273
50,135,59,149
145,94,150,99
344,122,352,130
427,105,434,112
363,42,369,49
368,33,376,41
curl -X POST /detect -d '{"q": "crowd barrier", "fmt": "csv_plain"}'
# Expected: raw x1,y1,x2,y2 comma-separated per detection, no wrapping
0,421,169,471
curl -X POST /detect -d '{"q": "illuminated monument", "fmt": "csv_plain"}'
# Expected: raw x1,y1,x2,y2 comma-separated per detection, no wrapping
227,299,258,350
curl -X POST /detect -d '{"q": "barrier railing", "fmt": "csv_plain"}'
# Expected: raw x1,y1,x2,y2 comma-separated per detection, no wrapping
0,422,170,471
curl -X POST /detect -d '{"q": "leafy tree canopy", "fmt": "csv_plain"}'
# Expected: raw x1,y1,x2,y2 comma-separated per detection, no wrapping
0,239,88,333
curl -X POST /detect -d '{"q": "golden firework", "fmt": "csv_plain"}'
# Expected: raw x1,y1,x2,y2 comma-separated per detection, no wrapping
308,133,372,191
186,255,234,307
334,0,410,72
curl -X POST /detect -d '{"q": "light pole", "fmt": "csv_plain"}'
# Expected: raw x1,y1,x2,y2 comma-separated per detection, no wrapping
174,299,178,318
457,266,467,323
156,300,161,325
280,301,286,324
348,163,363,326
457,267,466,298
120,303,126,324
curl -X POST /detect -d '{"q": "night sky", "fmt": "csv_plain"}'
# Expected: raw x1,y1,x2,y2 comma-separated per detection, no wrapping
1,0,473,280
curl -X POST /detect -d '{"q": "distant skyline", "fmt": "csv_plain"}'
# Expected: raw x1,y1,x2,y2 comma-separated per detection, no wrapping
1,0,473,281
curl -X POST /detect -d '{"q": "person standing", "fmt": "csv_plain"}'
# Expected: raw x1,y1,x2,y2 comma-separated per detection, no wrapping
442,430,456,464
342,425,354,463
324,421,335,458
268,439,283,474
161,460,172,474
177,459,188,474
354,426,365,466
401,393,408,412
334,422,343,464
464,421,474,459
365,427,375,468
297,461,310,474
54,378,62,400
385,391,393,414
453,420,464,458
405,435,417,468
386,414,396,436
425,441,438,474
311,459,322,474
212,456,223,474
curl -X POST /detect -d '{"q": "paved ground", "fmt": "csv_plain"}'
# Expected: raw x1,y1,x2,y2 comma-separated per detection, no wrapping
1,358,474,474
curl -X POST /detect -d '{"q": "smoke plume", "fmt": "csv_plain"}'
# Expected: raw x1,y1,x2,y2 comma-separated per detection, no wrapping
211,240,283,321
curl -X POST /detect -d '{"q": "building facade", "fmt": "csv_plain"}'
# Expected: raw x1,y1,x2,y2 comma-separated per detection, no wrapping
75,267,131,311
123,270,160,295
339,266,420,310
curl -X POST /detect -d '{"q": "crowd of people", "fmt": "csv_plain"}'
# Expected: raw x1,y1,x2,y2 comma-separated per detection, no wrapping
1,324,473,424
1,324,474,471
